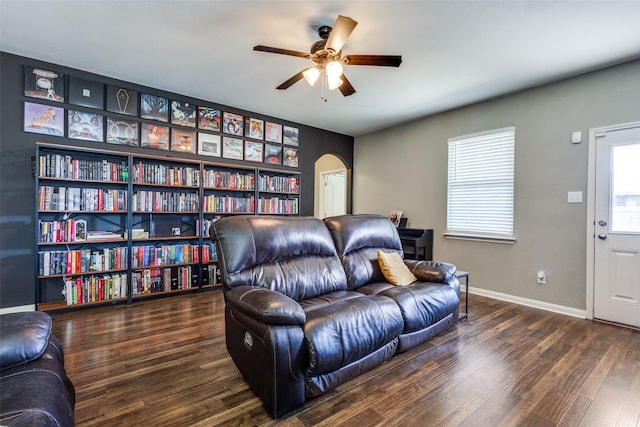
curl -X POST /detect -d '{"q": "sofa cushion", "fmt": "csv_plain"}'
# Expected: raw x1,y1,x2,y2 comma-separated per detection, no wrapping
380,282,459,333
303,294,403,377
325,214,404,290
212,216,348,301
378,250,417,286
0,312,51,370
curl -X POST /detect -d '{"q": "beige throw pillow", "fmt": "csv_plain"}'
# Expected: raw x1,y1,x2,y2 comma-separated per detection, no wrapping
378,250,416,286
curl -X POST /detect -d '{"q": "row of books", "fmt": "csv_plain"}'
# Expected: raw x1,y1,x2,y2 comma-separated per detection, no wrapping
258,175,300,194
131,244,198,268
132,190,199,212
38,218,87,243
132,162,200,187
63,273,127,305
201,242,217,262
258,197,299,215
131,266,195,294
202,195,255,213
38,154,128,182
203,170,255,191
39,247,128,276
38,186,128,212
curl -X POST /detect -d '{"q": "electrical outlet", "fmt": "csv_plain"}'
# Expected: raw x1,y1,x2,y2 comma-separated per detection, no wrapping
537,270,547,284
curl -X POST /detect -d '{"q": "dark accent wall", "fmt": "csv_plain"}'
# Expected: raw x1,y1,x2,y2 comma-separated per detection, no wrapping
0,51,354,308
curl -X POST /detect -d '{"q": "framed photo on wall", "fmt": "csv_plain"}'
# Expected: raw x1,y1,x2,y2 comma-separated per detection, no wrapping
106,117,139,146
68,110,104,142
246,118,264,140
283,125,299,146
197,106,221,131
140,123,169,150
283,147,299,168
264,143,282,165
140,93,169,122
198,133,221,157
222,137,243,160
23,66,64,103
265,121,282,143
244,140,263,163
68,77,104,109
171,101,196,128
106,85,139,116
223,112,244,136
23,102,64,136
171,129,196,154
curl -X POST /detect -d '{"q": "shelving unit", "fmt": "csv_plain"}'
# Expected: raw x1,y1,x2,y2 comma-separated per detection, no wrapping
35,143,300,311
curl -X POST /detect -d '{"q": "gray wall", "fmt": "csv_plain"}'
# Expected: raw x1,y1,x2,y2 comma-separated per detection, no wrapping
353,60,640,311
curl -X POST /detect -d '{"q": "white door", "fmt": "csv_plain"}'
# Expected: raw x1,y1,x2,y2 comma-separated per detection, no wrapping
319,170,346,218
593,125,640,328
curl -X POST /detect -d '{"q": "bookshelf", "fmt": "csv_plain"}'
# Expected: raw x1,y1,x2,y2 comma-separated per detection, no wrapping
35,143,300,311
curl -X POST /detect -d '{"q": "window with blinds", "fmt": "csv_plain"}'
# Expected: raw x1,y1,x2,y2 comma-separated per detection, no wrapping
447,127,515,241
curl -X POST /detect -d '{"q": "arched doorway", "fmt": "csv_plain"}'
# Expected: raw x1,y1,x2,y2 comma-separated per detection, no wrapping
314,154,350,218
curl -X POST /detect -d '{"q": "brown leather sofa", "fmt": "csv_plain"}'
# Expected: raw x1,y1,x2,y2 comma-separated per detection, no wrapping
0,311,75,426
211,214,459,418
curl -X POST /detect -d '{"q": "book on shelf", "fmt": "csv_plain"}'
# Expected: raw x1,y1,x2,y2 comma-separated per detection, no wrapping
87,230,122,240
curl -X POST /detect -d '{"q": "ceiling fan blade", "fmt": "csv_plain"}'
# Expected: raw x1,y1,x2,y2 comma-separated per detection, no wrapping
325,15,357,53
343,55,402,67
253,45,309,59
339,74,356,97
275,70,307,90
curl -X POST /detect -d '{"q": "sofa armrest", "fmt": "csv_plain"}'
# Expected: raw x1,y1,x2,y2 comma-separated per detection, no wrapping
0,312,52,370
225,286,306,325
404,260,457,283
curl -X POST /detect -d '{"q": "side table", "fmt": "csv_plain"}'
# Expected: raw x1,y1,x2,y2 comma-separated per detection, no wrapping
456,270,469,320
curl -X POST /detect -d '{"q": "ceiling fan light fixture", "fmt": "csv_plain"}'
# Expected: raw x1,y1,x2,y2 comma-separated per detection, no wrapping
303,67,320,86
326,61,343,80
328,77,343,91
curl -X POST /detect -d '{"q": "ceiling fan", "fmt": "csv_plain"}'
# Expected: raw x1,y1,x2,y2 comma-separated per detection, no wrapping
253,15,402,98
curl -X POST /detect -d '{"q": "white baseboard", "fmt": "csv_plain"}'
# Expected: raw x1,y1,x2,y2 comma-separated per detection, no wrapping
0,304,36,315
468,286,586,319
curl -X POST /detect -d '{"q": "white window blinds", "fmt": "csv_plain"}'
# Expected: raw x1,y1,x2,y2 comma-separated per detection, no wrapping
447,127,515,240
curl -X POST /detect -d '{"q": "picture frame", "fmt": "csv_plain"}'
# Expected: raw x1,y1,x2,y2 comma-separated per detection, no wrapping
140,123,169,150
74,219,87,241
23,102,64,136
283,147,299,168
68,110,104,142
198,133,221,157
68,77,104,109
389,211,403,227
283,125,299,146
265,121,283,143
140,93,169,122
223,112,244,136
171,129,196,154
171,100,196,128
263,143,282,165
246,118,264,140
222,136,243,160
23,66,64,103
106,85,139,116
197,106,221,131
244,140,264,163
106,117,139,146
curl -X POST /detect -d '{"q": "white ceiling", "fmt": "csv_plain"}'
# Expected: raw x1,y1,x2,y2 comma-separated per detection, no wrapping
2,1,640,137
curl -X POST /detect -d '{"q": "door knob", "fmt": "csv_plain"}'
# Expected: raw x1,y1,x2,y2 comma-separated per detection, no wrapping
598,233,607,240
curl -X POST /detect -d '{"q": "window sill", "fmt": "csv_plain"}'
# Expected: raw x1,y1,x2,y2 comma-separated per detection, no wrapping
443,233,516,244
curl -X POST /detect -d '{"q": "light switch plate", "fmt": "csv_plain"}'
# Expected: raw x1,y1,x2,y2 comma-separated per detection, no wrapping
568,191,582,203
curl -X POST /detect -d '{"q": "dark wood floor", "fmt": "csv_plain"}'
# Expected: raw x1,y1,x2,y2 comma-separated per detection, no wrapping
50,290,640,426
